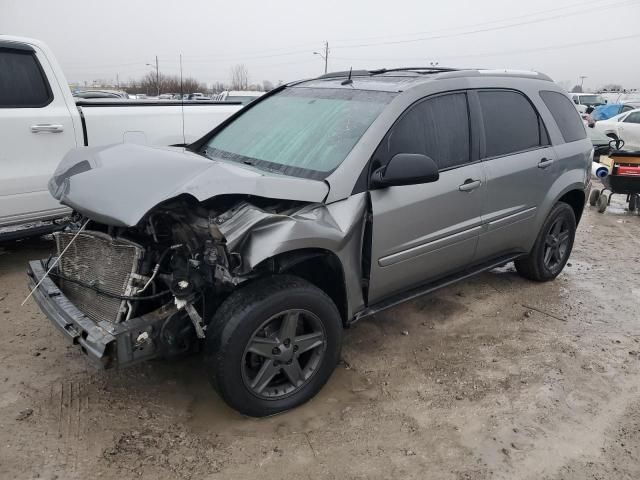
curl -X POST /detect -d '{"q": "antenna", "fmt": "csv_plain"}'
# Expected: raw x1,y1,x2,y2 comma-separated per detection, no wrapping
341,67,353,86
180,53,186,146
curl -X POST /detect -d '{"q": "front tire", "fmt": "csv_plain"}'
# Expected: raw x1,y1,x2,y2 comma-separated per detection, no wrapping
204,275,342,417
515,202,576,282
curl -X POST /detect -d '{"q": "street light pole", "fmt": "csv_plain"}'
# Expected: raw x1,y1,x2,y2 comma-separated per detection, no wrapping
579,75,587,90
146,56,160,96
313,41,329,74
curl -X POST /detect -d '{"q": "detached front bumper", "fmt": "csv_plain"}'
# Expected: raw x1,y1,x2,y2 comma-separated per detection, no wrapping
27,259,177,368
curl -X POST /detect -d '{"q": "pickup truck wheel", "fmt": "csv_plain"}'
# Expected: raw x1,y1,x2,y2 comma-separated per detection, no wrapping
515,202,576,282
204,275,342,417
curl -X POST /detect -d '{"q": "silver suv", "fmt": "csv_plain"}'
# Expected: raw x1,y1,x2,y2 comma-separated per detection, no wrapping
28,67,592,416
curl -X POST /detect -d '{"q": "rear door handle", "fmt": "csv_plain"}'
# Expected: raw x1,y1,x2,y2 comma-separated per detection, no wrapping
538,157,554,169
31,124,64,133
458,179,481,192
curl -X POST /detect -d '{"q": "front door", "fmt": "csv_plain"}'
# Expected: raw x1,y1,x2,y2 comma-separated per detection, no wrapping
367,92,485,303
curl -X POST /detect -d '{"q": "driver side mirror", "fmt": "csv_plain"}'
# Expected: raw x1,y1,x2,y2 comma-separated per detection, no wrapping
371,153,439,188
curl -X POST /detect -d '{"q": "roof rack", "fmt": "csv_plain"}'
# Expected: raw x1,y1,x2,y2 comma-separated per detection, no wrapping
318,70,371,79
368,67,459,75
317,67,459,80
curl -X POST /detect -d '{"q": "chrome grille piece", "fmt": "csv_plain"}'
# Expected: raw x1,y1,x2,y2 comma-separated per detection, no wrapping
54,231,144,323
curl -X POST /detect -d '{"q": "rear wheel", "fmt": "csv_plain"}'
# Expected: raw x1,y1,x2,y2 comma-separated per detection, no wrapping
204,275,342,417
589,189,600,206
515,202,576,282
597,194,608,213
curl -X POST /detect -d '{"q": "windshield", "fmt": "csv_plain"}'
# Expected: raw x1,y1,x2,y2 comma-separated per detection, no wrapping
225,95,257,104
202,87,396,179
580,95,605,105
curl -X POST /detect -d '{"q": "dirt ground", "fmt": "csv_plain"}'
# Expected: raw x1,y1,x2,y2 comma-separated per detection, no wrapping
1,191,640,480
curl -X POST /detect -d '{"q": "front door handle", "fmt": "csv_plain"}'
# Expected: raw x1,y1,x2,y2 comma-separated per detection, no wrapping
31,124,64,133
538,157,554,169
458,179,481,192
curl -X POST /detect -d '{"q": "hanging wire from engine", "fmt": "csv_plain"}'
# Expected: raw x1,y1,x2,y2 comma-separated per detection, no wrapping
21,218,90,306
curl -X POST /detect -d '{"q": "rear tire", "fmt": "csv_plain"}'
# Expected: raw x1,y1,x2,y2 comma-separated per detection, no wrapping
589,189,600,206
597,194,608,213
204,275,342,417
515,202,576,282
629,194,638,212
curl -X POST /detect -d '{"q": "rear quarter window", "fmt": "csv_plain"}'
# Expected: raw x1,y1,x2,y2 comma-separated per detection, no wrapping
0,47,52,108
539,90,587,143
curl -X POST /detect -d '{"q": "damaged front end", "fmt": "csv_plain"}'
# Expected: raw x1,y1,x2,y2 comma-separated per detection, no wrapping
27,193,367,369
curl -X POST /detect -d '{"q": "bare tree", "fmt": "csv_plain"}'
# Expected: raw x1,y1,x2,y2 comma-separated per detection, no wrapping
262,80,274,92
230,64,249,90
211,81,228,93
570,85,583,93
124,72,206,95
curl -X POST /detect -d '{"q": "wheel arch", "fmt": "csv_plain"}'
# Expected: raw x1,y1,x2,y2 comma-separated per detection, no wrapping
255,248,350,326
557,188,586,225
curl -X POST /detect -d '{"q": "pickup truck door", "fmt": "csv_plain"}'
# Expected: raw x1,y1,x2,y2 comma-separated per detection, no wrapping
367,92,485,304
0,43,77,228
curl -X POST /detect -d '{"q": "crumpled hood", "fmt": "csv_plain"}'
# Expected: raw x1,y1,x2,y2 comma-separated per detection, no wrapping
49,143,329,226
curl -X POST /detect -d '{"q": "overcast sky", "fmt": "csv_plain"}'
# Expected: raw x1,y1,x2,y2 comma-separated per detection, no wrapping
1,0,639,90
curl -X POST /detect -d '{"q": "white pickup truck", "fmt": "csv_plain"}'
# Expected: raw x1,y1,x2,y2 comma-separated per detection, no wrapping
0,35,243,240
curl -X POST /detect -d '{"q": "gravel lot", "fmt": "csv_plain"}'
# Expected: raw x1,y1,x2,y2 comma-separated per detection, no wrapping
1,190,640,480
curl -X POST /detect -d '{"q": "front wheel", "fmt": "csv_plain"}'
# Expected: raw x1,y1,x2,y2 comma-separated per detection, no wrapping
515,202,576,282
204,275,342,417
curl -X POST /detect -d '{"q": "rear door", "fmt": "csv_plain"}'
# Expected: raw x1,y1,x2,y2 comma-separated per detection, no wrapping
367,92,486,303
0,44,77,227
618,111,640,150
473,89,556,259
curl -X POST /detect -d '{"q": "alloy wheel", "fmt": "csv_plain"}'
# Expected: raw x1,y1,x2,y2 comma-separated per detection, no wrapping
241,309,327,399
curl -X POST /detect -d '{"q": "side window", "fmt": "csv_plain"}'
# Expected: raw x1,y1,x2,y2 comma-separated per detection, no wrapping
624,112,640,124
622,105,634,113
0,47,52,108
375,92,470,171
539,90,587,143
478,90,545,158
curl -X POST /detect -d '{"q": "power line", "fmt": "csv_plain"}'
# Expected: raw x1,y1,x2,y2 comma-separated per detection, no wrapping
331,33,640,65
331,0,637,50
329,0,614,45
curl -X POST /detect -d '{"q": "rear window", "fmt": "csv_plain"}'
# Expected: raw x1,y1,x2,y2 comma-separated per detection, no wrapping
540,91,587,143
0,47,52,108
478,90,546,158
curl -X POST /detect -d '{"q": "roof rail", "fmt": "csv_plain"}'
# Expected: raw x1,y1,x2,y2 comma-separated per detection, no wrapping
369,67,459,75
318,70,371,79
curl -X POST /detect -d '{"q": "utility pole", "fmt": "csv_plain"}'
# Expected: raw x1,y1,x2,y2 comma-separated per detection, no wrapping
313,41,329,74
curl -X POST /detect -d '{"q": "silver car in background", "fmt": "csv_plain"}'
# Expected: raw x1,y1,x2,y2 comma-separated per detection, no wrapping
28,67,591,416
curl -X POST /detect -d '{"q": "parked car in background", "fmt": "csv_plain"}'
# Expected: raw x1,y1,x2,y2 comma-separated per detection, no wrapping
0,35,243,240
569,92,606,113
590,103,637,122
72,89,129,99
593,108,640,150
28,67,591,416
213,90,265,104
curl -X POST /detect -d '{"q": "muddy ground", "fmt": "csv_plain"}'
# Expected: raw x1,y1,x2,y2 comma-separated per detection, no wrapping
1,192,639,480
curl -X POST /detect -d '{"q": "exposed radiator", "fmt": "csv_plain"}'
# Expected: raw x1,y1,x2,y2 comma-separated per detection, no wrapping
54,231,144,323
